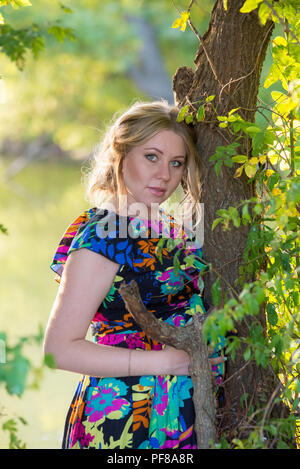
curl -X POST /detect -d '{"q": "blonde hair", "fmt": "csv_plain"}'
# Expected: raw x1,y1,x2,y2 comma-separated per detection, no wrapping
84,100,202,226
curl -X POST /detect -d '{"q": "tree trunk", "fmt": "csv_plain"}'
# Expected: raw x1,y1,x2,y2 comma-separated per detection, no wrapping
172,0,289,440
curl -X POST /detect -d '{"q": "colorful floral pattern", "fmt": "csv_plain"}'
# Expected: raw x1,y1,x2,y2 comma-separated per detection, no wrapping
51,207,225,449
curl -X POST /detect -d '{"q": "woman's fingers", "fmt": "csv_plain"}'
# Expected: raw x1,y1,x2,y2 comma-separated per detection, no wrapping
209,355,226,365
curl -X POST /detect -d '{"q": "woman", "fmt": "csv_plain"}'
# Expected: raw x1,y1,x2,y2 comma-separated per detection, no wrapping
44,100,224,449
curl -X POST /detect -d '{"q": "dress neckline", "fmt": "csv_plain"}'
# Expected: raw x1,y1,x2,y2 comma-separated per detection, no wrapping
94,205,170,224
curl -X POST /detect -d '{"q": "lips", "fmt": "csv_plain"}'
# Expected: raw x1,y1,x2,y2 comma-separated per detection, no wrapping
148,187,167,196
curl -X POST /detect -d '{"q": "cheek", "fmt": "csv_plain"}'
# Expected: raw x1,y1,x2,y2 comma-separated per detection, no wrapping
122,156,147,189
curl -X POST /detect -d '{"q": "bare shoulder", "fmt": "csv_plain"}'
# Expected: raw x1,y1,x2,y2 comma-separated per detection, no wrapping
65,247,120,274
60,247,120,299
45,248,121,355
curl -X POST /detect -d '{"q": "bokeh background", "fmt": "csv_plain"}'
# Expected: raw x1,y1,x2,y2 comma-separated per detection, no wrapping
0,0,275,449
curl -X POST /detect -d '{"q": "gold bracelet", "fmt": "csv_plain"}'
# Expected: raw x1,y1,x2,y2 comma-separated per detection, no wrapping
128,349,132,377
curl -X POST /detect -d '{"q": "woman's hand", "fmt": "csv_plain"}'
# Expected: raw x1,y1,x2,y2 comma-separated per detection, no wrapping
161,345,225,376
162,345,190,376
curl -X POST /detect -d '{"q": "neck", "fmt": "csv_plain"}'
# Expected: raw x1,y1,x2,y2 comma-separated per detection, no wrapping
103,195,161,221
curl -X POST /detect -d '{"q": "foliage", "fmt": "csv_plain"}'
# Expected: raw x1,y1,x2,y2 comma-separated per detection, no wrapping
0,158,89,448
0,0,298,450
0,0,75,71
0,0,70,449
0,222,8,234
0,327,56,448
163,0,300,449
0,0,214,152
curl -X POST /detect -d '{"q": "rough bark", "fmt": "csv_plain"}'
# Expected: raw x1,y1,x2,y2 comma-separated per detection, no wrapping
119,280,216,449
172,0,290,440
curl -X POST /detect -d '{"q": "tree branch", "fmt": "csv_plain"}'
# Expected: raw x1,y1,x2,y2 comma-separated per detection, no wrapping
118,280,217,449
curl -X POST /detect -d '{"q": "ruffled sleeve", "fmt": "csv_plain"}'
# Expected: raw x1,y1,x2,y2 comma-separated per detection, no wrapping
68,209,135,268
50,208,137,282
50,207,97,282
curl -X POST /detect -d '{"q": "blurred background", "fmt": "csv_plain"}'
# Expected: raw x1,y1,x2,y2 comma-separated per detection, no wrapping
0,0,275,449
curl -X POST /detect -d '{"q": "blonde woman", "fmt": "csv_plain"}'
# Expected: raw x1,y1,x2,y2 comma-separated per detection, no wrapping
44,100,224,449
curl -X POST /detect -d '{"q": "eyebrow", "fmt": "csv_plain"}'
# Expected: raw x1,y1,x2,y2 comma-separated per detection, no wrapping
144,147,186,159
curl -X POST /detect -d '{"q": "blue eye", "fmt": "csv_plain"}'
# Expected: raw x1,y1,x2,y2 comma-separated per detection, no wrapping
145,154,158,162
171,160,183,167
145,154,184,167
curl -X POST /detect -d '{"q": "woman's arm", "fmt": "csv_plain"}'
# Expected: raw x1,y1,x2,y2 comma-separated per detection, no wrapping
43,248,191,377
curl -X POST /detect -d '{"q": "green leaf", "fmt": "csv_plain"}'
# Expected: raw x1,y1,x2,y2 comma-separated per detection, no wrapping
44,353,56,369
224,157,233,168
4,354,31,396
166,238,176,252
242,204,251,225
228,206,240,225
211,217,223,231
0,223,8,235
197,276,204,295
267,172,280,191
271,90,287,103
173,249,181,275
182,255,195,268
47,25,76,43
197,105,205,122
214,159,223,177
60,3,74,14
171,11,190,32
2,417,27,449
228,107,241,116
18,416,28,426
245,125,261,135
176,105,189,122
264,63,281,88
232,154,248,163
155,238,166,263
244,162,257,178
244,347,251,361
216,208,229,218
255,348,268,368
240,0,263,14
31,36,45,59
212,278,221,307
234,165,244,178
258,2,272,25
2,419,17,433
10,0,32,9
292,397,300,411
185,113,193,124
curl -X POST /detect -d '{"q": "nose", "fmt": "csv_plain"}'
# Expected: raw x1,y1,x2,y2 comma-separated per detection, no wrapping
157,161,171,182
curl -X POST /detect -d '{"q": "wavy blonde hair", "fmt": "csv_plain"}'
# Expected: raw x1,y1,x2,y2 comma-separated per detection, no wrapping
84,100,202,226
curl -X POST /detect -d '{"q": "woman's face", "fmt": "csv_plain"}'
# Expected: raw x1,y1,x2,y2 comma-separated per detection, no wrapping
121,130,186,214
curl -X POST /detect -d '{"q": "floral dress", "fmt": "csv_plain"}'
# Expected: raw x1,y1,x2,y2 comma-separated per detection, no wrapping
50,207,225,449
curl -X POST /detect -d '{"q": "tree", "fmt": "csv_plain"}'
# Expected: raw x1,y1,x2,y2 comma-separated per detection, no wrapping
121,0,299,448
171,0,299,448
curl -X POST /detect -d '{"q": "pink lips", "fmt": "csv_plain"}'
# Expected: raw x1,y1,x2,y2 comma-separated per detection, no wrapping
148,187,166,196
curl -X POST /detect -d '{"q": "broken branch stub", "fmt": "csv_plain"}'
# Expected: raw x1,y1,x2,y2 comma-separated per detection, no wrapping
118,280,216,449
